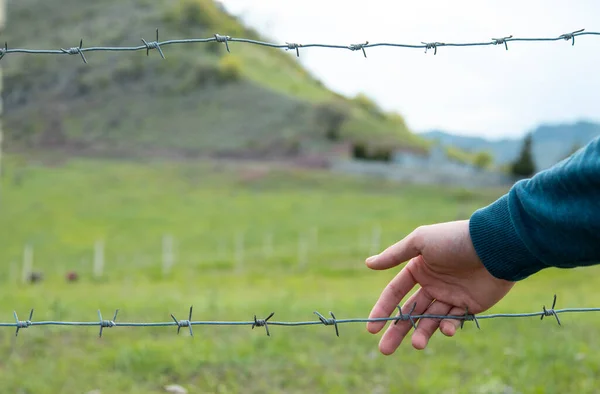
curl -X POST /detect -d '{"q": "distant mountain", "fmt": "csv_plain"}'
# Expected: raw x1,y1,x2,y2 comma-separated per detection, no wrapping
421,121,600,170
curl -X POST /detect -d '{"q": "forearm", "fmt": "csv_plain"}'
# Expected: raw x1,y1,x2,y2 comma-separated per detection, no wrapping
469,136,600,281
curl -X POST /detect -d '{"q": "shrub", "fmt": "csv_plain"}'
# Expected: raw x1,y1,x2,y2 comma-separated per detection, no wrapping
353,93,384,118
314,101,350,141
217,55,243,83
371,147,392,162
351,142,392,162
473,151,493,170
352,142,368,160
190,56,242,87
164,0,249,37
164,0,219,29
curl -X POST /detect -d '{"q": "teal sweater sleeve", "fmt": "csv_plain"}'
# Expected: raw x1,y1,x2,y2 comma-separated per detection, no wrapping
469,136,600,281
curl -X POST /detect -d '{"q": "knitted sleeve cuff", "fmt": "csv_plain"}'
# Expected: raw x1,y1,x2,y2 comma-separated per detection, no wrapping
469,194,547,281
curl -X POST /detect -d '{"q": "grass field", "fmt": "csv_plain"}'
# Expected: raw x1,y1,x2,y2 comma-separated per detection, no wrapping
1,155,600,393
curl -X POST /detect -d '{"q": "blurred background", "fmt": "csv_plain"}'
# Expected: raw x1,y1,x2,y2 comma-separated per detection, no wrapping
1,0,599,393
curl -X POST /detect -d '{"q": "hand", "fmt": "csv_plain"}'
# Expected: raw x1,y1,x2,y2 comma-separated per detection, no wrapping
365,220,515,355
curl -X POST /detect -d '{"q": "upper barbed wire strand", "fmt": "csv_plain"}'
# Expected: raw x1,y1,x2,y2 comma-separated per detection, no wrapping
0,29,598,61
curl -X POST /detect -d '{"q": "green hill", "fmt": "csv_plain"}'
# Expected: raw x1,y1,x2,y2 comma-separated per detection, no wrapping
1,0,427,160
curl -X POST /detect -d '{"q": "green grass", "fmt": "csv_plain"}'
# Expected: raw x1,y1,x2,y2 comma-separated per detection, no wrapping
1,155,600,393
0,155,498,277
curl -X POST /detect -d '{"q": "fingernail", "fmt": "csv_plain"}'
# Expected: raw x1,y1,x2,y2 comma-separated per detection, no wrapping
366,255,378,264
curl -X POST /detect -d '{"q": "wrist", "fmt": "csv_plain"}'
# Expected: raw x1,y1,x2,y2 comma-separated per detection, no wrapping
469,194,547,281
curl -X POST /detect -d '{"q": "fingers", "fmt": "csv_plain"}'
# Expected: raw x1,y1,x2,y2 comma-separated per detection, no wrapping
440,306,467,337
378,288,433,355
365,227,424,270
411,300,453,350
367,260,418,334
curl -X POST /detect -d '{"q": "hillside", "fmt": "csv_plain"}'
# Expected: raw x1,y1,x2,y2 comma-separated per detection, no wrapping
1,0,427,160
421,120,600,170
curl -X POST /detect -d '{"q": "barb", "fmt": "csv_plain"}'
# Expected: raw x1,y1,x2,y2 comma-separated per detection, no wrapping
60,39,87,63
314,311,340,337
2,295,598,338
171,306,194,336
214,34,231,53
13,309,34,337
252,312,275,336
98,309,119,338
0,29,598,62
492,35,513,50
541,294,561,326
394,302,417,329
141,28,165,59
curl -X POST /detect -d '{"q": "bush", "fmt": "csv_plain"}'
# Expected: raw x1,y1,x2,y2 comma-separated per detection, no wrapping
164,0,250,38
352,142,368,160
190,56,241,87
473,151,493,170
371,147,392,162
164,0,220,29
445,146,475,165
314,101,350,141
351,142,392,162
353,93,384,119
217,55,243,83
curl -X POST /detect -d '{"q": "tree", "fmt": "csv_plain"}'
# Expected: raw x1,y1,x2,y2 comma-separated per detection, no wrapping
473,151,493,170
510,133,536,178
351,142,368,160
314,101,349,141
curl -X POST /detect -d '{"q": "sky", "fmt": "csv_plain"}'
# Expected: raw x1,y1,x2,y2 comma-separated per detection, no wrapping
217,0,600,140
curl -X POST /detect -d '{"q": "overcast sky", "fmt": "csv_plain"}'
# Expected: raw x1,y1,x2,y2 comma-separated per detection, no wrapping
218,0,600,140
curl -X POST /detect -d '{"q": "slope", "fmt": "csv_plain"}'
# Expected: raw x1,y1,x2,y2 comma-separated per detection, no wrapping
1,0,427,160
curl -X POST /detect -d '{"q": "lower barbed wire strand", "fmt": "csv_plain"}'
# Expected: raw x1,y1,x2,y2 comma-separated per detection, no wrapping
2,307,600,329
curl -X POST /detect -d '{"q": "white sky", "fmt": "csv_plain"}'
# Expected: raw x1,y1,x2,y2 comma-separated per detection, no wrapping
218,0,600,140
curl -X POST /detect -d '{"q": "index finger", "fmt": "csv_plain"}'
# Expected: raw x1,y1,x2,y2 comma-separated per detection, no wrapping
365,227,424,270
367,259,418,334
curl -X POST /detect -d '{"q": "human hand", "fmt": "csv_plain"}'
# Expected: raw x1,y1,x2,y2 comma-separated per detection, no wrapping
365,220,515,355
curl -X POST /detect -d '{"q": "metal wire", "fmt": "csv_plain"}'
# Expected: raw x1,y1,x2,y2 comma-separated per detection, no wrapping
0,29,599,62
2,29,600,340
3,295,600,338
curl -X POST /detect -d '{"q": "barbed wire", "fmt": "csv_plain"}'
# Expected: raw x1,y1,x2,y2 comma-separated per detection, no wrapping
0,28,599,63
2,295,600,338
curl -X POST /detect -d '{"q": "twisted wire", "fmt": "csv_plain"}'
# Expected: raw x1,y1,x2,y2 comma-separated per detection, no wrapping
0,29,598,62
3,295,599,338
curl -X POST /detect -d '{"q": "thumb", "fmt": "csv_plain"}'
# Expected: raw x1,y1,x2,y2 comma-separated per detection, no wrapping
365,227,424,270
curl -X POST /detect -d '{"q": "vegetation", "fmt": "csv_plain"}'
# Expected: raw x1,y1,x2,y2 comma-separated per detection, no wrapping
351,141,393,162
422,121,600,171
444,145,478,166
3,2,578,391
216,54,243,83
473,151,494,170
510,133,536,177
1,155,600,393
2,0,435,160
443,145,494,170
313,100,351,142
352,92,385,119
